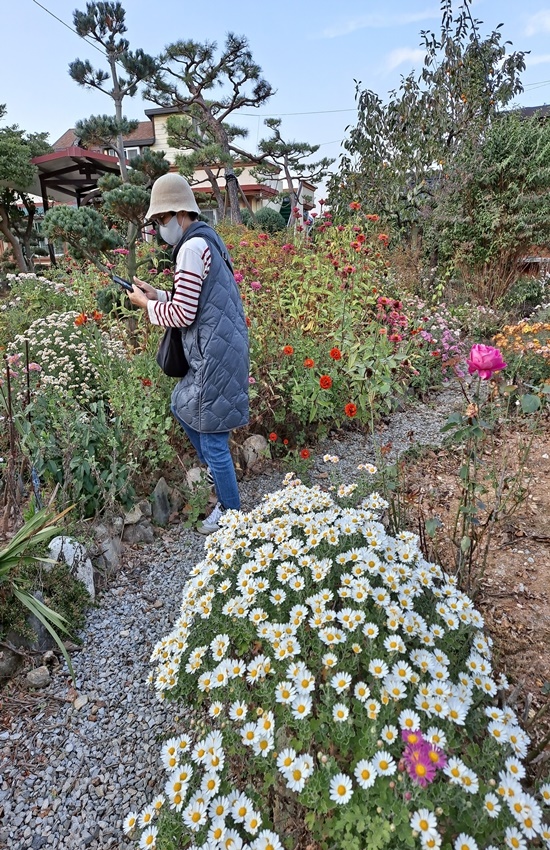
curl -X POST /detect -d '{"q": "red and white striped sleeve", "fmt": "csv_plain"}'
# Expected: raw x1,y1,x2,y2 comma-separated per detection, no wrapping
147,237,211,327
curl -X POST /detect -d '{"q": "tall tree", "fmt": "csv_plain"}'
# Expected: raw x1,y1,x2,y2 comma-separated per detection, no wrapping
145,33,274,223
328,0,525,242
254,118,335,217
69,1,157,181
0,106,51,272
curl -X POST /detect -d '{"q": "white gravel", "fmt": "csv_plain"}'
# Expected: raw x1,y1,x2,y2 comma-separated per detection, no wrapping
0,385,463,850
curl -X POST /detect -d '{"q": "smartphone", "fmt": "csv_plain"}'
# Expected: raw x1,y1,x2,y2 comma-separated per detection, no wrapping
112,274,134,292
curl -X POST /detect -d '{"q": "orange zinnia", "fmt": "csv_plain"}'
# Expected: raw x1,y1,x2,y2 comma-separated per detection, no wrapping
300,448,310,459
349,201,361,211
344,403,357,418
282,345,294,356
319,375,332,389
269,432,278,442
329,347,342,361
303,358,315,368
74,313,88,326
91,310,103,321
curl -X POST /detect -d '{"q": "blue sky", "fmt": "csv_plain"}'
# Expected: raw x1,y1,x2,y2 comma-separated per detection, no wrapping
3,0,550,173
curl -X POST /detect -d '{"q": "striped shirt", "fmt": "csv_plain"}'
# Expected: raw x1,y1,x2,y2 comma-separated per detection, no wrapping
147,237,211,327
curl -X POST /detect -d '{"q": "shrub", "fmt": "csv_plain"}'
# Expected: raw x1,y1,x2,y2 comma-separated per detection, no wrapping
127,474,550,850
492,321,550,387
254,207,287,233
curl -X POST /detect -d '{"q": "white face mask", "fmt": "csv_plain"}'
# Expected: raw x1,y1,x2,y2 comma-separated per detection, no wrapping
159,214,183,246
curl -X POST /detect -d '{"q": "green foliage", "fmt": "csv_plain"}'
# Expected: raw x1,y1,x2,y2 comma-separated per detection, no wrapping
328,1,525,238
42,206,121,268
0,508,76,679
253,206,286,233
428,112,550,304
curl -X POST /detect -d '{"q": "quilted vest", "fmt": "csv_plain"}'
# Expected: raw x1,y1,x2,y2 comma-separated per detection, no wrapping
170,221,249,433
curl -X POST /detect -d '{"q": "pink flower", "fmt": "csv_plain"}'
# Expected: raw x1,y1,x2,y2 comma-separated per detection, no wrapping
234,272,244,283
248,376,256,384
467,344,507,379
113,247,130,255
27,362,42,372
250,281,261,291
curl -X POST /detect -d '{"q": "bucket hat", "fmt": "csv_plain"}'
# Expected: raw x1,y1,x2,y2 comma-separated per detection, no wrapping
146,172,201,220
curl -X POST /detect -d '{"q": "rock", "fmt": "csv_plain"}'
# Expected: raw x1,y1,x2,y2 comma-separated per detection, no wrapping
73,695,88,711
123,505,142,525
168,486,185,514
122,522,155,545
0,644,23,682
186,465,206,489
242,434,270,469
137,499,152,518
151,477,172,526
6,592,56,652
27,666,51,689
92,523,122,574
48,536,95,600
31,835,46,849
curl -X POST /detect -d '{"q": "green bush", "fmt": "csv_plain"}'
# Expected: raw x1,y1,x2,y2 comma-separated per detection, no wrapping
254,206,287,233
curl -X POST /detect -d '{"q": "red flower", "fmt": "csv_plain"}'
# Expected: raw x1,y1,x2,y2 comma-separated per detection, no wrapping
329,347,342,361
344,402,357,418
300,448,310,459
91,310,103,321
246,316,251,327
283,438,289,445
140,377,152,387
74,313,88,326
366,214,380,222
378,233,390,246
269,432,278,442
282,345,294,356
303,358,315,368
349,201,361,211
319,375,332,390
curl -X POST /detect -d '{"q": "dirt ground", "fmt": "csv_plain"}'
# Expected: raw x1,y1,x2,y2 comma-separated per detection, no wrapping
400,424,550,775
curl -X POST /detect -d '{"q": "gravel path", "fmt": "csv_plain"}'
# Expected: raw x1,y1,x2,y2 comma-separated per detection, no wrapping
0,385,463,850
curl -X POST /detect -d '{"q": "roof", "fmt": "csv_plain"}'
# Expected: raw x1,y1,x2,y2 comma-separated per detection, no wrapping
518,105,550,119
51,120,155,152
29,147,123,203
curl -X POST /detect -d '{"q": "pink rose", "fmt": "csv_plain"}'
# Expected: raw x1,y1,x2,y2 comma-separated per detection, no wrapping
467,344,507,379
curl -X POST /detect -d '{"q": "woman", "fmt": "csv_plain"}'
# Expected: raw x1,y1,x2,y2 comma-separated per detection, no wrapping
128,172,249,534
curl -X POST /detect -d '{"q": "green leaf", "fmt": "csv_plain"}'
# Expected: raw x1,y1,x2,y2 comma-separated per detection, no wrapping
520,393,541,413
460,535,471,553
425,517,442,538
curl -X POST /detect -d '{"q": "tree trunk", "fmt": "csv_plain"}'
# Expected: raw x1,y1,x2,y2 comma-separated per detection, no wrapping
0,205,28,272
225,167,242,224
205,167,226,220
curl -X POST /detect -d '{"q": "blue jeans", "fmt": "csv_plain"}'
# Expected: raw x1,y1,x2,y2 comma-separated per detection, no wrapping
171,408,240,510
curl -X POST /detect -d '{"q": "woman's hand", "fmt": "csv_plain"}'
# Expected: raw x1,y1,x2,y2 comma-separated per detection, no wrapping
133,277,158,298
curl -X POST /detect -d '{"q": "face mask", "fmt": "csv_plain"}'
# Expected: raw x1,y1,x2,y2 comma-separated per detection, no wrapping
159,215,183,246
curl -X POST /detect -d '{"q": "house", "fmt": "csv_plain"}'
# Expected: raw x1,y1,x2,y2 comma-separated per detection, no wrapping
50,106,316,222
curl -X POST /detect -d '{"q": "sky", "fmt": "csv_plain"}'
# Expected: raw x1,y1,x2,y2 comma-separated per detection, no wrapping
3,0,550,182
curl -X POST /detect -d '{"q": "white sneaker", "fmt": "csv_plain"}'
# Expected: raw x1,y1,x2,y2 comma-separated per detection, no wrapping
197,502,224,535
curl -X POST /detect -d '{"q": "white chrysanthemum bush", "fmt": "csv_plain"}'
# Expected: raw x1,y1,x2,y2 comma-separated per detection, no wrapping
129,471,550,850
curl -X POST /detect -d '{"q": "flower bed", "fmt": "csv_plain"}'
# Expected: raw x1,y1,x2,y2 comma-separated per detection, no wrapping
127,473,549,850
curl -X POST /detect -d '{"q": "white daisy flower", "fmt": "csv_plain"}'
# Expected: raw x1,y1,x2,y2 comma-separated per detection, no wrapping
139,825,159,849
373,750,396,776
291,695,313,719
138,805,156,828
504,826,528,849
251,829,284,850
229,700,248,722
368,658,389,678
454,834,478,850
410,809,438,838
483,793,501,818
182,800,207,832
276,748,297,771
321,652,338,668
332,703,349,722
354,681,370,702
331,672,352,693
209,701,224,719
329,772,353,805
354,759,376,789
380,724,399,744
275,681,296,704
123,812,138,834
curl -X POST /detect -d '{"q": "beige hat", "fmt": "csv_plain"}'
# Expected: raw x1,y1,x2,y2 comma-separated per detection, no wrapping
146,172,201,220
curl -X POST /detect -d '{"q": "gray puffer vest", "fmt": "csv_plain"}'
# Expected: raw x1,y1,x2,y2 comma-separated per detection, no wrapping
170,222,249,433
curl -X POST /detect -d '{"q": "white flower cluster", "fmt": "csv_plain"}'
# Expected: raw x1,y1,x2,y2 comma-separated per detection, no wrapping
9,312,124,399
5,272,74,295
130,481,549,850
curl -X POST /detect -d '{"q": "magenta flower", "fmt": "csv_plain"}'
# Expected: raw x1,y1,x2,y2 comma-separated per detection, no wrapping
248,376,256,384
250,281,262,291
113,247,130,255
234,272,244,283
467,344,506,379
403,741,437,787
27,362,42,372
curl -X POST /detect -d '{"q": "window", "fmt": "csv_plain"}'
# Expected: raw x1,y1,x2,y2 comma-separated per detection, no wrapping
126,147,140,160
